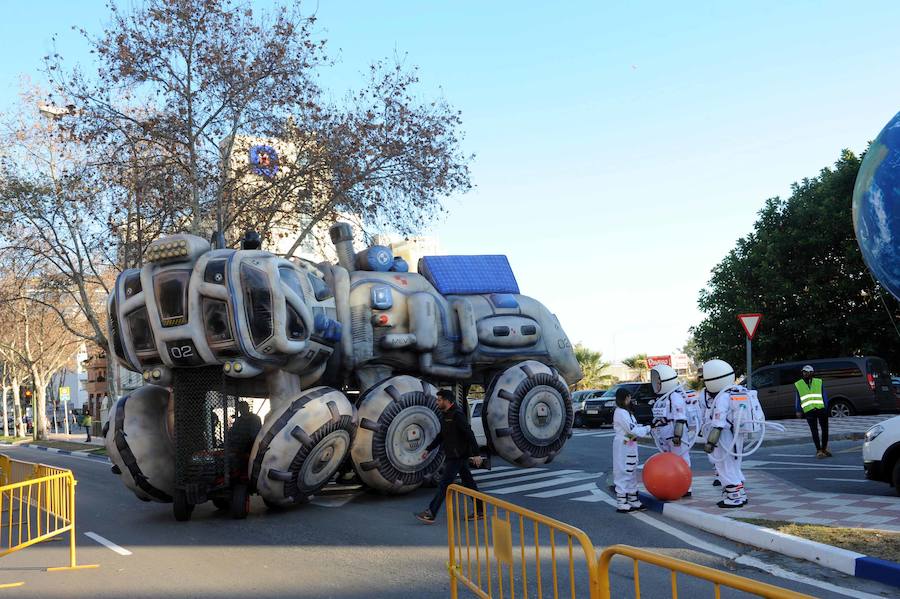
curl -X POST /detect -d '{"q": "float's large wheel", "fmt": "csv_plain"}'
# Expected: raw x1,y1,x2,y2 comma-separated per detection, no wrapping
249,387,356,508
173,490,193,522
350,376,442,494
483,361,573,467
106,384,175,503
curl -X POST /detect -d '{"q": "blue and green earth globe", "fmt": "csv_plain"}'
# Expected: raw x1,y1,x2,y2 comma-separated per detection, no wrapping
853,111,900,301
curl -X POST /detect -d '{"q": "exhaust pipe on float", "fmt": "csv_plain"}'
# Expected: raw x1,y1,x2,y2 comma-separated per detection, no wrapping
329,223,356,273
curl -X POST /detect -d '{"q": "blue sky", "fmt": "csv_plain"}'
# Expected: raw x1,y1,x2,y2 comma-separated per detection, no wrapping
2,1,899,361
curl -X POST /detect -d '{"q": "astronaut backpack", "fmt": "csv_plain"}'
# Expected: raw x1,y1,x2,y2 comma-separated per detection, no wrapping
728,387,765,434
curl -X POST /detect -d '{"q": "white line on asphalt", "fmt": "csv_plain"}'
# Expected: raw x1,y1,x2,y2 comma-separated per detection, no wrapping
85,532,132,556
478,470,580,488
588,488,880,599
734,555,886,599
743,459,858,470
814,477,871,483
770,454,819,458
526,482,601,498
473,467,545,481
490,472,601,494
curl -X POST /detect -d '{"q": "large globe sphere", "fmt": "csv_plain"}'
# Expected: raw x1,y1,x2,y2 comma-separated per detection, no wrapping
853,111,900,301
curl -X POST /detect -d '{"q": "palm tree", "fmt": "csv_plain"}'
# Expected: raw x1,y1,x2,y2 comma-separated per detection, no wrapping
622,353,649,382
573,344,615,390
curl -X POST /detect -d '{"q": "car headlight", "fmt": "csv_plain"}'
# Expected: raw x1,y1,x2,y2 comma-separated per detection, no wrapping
865,425,884,442
604,400,616,408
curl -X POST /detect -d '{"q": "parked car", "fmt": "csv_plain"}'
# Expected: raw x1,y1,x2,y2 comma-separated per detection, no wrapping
750,356,896,419
583,382,655,427
570,389,606,428
863,415,900,495
891,376,900,402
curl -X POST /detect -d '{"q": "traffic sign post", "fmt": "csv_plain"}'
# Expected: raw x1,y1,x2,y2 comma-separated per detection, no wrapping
59,386,71,436
737,314,762,388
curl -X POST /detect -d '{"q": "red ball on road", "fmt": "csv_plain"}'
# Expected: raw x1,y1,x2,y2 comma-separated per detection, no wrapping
642,452,692,501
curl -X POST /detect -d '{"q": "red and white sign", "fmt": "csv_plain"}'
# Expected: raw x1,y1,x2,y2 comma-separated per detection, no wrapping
646,355,672,368
737,313,762,340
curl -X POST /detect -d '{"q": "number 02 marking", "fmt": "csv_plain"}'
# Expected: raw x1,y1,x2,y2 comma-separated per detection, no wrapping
170,345,194,359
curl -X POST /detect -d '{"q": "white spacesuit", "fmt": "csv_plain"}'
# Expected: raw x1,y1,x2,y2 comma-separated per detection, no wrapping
696,385,722,487
649,365,699,495
612,388,652,513
701,359,748,508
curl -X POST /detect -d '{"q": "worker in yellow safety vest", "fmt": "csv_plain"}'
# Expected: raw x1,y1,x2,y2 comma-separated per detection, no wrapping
794,365,831,459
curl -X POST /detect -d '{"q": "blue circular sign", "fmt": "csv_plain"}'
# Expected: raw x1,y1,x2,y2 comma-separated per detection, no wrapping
249,144,279,178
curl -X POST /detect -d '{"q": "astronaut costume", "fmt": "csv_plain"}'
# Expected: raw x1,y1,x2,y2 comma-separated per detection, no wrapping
697,386,722,487
612,388,652,512
701,359,748,508
649,365,700,495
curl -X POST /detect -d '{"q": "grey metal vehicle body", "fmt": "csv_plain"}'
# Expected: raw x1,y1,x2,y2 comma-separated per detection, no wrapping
105,224,581,519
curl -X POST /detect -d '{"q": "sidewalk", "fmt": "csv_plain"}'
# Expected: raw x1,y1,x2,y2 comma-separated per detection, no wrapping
664,472,900,532
46,432,105,446
763,414,888,444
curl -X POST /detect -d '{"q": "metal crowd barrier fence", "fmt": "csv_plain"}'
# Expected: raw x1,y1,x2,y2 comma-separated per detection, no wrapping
446,483,601,599
598,544,814,599
446,484,814,599
0,453,97,588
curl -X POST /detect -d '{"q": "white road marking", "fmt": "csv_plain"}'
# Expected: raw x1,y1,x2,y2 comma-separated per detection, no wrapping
743,459,857,470
770,454,819,458
490,472,601,494
814,477,871,483
478,470,580,488
473,467,545,481
586,487,882,599
527,481,601,498
735,554,887,599
85,532,132,556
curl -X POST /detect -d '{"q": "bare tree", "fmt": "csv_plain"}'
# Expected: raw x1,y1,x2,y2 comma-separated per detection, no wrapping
0,269,84,440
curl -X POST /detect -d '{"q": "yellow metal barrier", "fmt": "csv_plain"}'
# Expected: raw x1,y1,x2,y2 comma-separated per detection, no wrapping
446,483,601,599
0,453,98,587
447,484,816,599
598,544,814,599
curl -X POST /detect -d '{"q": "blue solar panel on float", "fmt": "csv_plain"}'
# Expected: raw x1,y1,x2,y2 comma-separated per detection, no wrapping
419,255,520,295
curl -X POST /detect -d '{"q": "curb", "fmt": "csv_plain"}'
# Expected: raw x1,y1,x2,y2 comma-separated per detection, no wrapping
0,442,110,463
639,492,900,588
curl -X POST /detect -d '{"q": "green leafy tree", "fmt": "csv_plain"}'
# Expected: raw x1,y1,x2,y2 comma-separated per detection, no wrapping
691,150,900,372
622,353,649,381
573,344,614,390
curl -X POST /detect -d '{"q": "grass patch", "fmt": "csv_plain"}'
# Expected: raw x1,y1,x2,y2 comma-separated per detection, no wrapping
87,446,108,456
738,518,900,562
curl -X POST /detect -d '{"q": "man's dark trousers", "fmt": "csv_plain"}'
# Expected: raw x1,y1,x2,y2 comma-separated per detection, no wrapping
804,407,828,450
428,458,480,516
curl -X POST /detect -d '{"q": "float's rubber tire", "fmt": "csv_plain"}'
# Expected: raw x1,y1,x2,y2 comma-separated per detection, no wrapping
249,387,357,508
106,384,175,503
483,360,573,468
173,490,193,522
230,483,250,520
350,376,442,494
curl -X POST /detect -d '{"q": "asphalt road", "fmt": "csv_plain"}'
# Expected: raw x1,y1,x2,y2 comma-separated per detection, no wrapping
0,437,896,599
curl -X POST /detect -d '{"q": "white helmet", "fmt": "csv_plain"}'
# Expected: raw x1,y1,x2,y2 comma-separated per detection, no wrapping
702,359,735,394
650,364,679,395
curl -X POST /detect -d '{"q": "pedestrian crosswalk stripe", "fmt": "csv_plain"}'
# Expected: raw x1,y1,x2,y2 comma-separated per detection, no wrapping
571,430,615,438
527,482,601,498
491,472,602,495
473,467,546,481
479,470,580,488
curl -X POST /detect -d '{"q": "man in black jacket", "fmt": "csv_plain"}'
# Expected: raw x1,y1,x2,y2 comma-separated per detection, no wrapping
415,389,483,524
